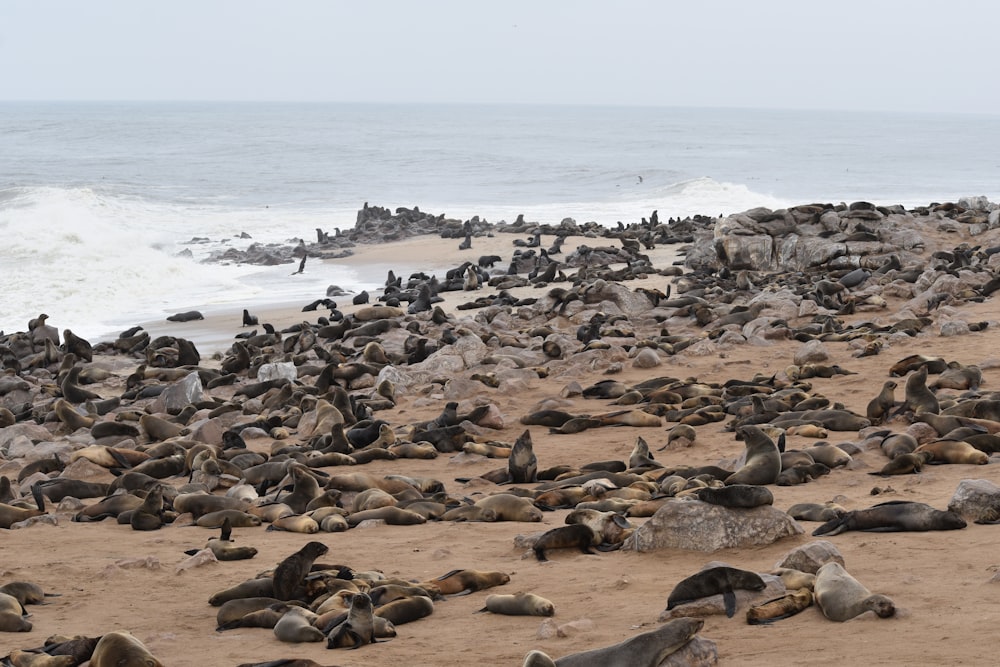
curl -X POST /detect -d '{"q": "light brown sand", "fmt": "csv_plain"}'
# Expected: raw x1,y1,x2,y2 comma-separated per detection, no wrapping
4,231,1000,666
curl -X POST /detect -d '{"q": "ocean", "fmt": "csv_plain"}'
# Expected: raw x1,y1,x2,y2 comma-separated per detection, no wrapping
2,102,999,341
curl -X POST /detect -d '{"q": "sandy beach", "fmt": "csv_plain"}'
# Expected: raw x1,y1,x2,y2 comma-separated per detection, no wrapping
4,210,1000,667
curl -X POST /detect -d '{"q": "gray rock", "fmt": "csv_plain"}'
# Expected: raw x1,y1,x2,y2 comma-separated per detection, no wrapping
156,371,203,415
661,637,719,667
257,361,297,383
793,340,829,365
940,320,970,337
632,347,662,368
774,540,845,573
947,478,1000,523
621,499,803,552
0,424,54,455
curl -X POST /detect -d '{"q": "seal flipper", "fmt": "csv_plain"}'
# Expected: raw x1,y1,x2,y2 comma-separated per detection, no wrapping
811,514,849,537
723,589,737,617
219,517,233,542
30,483,46,512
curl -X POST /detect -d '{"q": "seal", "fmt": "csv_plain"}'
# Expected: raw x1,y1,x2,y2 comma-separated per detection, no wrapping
525,617,703,667
509,429,538,483
746,588,813,624
273,541,330,601
273,606,325,643
814,562,895,621
325,592,376,649
474,494,543,522
812,500,967,536
914,439,989,465
166,310,204,322
373,595,435,625
666,566,766,618
694,484,773,508
786,502,846,522
130,483,166,531
725,426,781,485
899,366,939,416
480,592,554,616
0,485,47,529
866,380,897,425
428,569,510,595
869,451,933,476
532,524,599,562
90,631,164,667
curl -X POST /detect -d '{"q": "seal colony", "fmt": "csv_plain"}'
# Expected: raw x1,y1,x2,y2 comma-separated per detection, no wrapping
3,198,1000,665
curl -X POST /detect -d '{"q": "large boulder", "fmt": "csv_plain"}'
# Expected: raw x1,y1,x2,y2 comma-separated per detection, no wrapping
948,479,1000,523
774,540,845,573
621,499,803,552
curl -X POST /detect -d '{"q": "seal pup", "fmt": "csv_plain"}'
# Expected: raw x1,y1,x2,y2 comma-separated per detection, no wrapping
373,595,435,625
812,500,966,536
746,588,813,624
666,566,766,617
166,310,204,322
814,562,895,621
273,541,330,601
866,380,897,425
428,569,510,595
526,616,703,667
90,631,164,667
725,426,781,485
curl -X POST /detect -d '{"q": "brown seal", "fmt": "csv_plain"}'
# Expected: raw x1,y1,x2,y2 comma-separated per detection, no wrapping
509,429,538,483
746,588,813,624
726,426,781,485
524,617,703,667
130,484,166,531
812,500,966,536
899,366,939,416
273,606,325,643
373,595,435,625
480,592,554,616
695,484,773,508
428,569,510,595
814,562,895,621
869,450,933,476
532,524,599,562
90,631,164,667
914,439,989,465
474,494,543,522
273,541,330,601
866,380,897,425
325,592,376,649
666,566,766,617
0,485,47,529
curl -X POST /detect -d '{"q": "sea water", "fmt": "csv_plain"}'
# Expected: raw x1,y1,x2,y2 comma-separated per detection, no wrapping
2,102,998,340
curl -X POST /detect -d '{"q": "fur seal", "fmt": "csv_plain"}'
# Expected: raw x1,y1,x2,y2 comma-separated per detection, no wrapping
273,541,330,601
509,429,538,483
474,494,543,522
526,616,703,667
481,592,554,616
869,451,933,476
666,566,766,617
429,569,510,595
0,485,47,529
899,366,939,416
746,588,813,624
694,484,773,508
812,500,966,536
866,380,897,425
532,524,598,562
726,426,781,485
325,592,376,649
273,606,325,643
130,484,166,531
166,310,204,322
914,439,989,465
90,631,164,667
786,502,846,522
373,595,435,625
814,562,895,621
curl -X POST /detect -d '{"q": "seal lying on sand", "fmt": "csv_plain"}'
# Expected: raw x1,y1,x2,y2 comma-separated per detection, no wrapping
812,500,966,536
814,562,895,622
522,617,704,667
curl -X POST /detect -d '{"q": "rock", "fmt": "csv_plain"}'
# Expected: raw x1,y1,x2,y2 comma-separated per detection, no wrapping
774,540,845,573
947,479,1000,523
0,424,54,454
155,372,203,415
59,457,115,483
632,347,662,368
793,340,829,365
256,362,297,383
940,320,970,337
621,499,802,552
659,572,784,620
661,636,719,667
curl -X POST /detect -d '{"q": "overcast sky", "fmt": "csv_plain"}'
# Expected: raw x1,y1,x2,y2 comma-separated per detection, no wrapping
2,1,997,113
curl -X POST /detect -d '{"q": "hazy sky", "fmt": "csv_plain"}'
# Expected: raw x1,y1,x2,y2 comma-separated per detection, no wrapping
2,1,997,113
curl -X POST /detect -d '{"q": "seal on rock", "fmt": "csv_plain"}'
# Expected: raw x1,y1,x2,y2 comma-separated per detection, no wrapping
666,566,766,618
